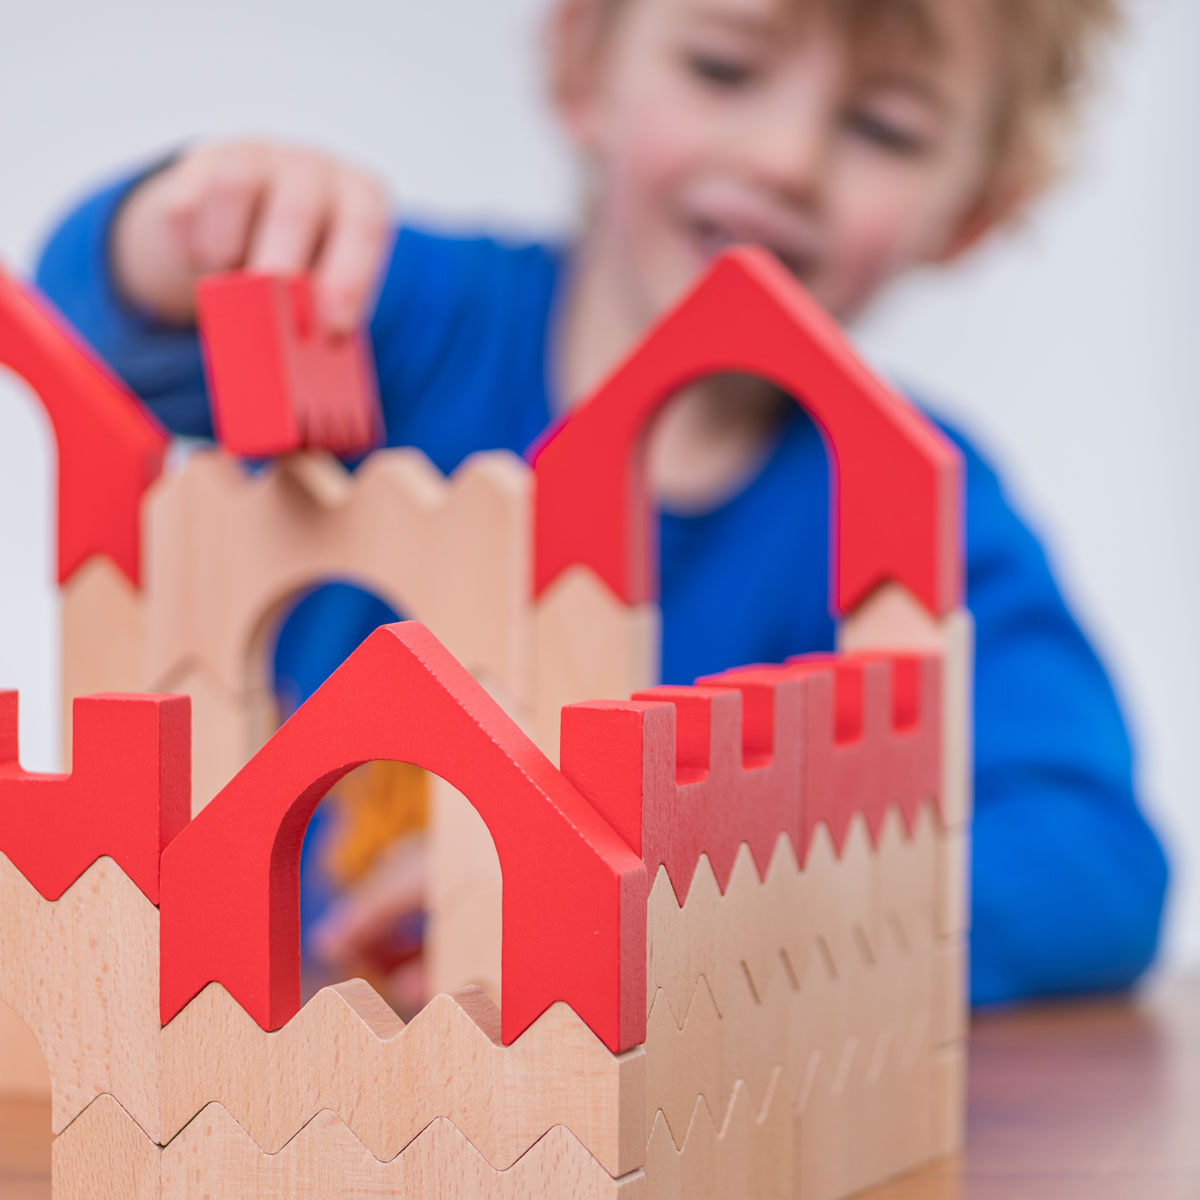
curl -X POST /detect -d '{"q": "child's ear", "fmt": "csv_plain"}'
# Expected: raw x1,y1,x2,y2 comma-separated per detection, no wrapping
932,178,1031,265
544,0,610,150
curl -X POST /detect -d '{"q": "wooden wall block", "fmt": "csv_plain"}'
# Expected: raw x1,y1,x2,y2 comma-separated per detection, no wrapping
932,935,969,1048
839,583,973,830
143,448,533,715
930,1042,968,1160
51,1095,160,1200
152,661,278,815
529,566,657,760
426,877,504,1006
0,855,162,1139
162,979,641,1174
643,1075,794,1200
935,823,970,938
0,1001,50,1099
59,555,145,764
160,1103,641,1200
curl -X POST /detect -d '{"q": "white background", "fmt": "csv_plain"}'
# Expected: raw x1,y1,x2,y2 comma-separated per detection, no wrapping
1,0,1196,969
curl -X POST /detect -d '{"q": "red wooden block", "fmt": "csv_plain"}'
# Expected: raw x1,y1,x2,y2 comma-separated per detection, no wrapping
0,268,168,586
197,273,382,458
158,622,647,1053
532,246,963,616
560,651,941,900
0,690,190,904
560,670,807,902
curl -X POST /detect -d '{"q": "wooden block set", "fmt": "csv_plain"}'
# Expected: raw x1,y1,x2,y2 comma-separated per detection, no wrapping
0,246,971,1198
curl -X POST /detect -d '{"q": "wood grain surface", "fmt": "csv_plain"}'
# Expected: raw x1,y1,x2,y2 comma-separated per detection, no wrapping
1,977,1196,1199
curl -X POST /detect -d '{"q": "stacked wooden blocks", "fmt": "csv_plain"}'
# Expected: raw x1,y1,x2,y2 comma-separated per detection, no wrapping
0,246,970,1198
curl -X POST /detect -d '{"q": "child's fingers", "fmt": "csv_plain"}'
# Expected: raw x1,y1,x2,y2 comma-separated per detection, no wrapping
189,142,270,274
245,149,333,278
314,171,391,334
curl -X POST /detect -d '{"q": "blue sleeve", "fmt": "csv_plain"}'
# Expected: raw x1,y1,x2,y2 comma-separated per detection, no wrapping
952,426,1169,1004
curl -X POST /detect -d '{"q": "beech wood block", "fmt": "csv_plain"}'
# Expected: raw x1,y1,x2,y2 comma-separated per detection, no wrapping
50,1095,160,1200
529,566,658,760
161,981,644,1175
142,447,533,713
59,556,145,763
160,1103,642,1200
0,855,162,1139
0,1003,50,1099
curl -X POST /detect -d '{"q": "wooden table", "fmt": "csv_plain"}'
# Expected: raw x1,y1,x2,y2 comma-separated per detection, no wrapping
1,978,1196,1198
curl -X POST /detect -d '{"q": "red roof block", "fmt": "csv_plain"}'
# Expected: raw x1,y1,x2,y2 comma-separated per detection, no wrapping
533,247,963,616
158,622,647,1053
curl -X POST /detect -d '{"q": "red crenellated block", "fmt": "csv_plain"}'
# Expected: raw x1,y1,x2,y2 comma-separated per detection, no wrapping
561,652,941,904
0,690,190,904
197,273,382,458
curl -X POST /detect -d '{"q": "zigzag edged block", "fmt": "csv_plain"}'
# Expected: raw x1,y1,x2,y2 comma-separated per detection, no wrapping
197,273,382,457
161,982,644,1175
0,265,168,585
141,447,533,716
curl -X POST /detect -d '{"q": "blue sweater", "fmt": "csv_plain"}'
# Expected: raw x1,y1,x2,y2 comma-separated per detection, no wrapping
35,171,1169,1006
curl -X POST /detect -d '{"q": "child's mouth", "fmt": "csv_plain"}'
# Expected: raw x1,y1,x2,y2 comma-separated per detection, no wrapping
686,214,816,283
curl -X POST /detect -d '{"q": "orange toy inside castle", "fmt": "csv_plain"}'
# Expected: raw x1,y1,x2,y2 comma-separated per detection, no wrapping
0,248,970,1199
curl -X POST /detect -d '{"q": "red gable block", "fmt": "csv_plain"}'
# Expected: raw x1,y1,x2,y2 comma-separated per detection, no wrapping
533,247,963,616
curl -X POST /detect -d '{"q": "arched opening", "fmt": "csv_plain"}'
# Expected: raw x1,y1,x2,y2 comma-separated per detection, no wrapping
0,1001,51,1191
0,370,59,774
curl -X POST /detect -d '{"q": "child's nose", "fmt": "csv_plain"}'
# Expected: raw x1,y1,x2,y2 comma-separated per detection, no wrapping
737,104,832,211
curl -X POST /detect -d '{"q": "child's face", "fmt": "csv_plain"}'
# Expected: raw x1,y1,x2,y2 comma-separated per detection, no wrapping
557,0,1005,323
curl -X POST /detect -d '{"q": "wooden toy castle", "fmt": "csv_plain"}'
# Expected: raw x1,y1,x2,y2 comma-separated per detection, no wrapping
0,247,970,1199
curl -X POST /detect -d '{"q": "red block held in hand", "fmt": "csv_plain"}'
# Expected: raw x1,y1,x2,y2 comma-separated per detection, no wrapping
198,273,382,458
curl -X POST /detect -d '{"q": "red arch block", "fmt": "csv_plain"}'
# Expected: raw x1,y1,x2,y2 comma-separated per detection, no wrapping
0,691,190,903
533,247,962,615
0,268,168,586
158,622,648,1053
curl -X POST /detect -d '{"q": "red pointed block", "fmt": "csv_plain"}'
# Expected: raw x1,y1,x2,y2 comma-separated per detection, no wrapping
0,690,190,903
533,246,962,615
197,273,381,458
0,268,168,585
158,622,647,1052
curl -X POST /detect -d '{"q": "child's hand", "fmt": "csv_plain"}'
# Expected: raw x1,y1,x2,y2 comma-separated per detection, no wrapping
112,139,391,334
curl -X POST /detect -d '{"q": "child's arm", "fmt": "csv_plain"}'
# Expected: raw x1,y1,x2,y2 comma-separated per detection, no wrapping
34,141,391,438
958,428,1170,1003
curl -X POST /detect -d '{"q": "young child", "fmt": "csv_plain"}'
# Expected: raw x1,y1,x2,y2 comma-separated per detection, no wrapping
35,0,1167,1007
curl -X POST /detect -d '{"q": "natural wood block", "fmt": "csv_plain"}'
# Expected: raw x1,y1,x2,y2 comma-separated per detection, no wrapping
142,447,533,714
0,1003,50,1099
50,1095,160,1200
840,583,973,829
529,566,657,760
930,1042,968,1159
160,1102,642,1200
934,823,970,938
59,555,145,765
933,935,969,1047
151,660,278,814
161,980,643,1175
0,855,161,1140
643,1076,794,1200
426,877,504,1006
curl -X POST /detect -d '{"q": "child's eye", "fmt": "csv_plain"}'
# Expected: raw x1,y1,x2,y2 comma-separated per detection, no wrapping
685,50,757,89
846,109,930,157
